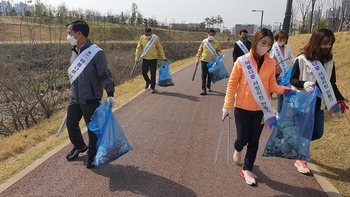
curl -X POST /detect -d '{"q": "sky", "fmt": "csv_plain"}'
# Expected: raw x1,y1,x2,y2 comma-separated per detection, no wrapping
35,0,290,29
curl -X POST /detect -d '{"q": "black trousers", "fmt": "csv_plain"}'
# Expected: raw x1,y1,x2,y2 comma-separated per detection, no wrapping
201,61,211,90
142,59,157,89
234,108,264,171
66,101,100,157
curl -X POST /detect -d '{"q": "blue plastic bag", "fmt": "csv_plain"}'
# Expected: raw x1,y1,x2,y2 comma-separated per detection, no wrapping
88,101,133,166
157,61,174,87
207,55,229,83
263,87,319,161
279,61,295,85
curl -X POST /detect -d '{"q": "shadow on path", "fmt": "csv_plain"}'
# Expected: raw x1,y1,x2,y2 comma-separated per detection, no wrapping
92,164,197,197
254,166,328,197
159,91,200,102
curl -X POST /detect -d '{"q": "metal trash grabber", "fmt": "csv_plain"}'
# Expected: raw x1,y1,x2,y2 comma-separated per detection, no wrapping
214,116,231,165
130,61,139,77
192,61,199,81
56,114,67,137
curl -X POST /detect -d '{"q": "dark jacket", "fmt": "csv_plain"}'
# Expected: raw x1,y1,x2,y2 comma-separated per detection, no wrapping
69,39,115,104
232,39,251,63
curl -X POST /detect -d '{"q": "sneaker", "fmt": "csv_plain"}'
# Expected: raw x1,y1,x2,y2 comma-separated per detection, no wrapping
86,156,96,169
145,82,150,89
240,170,256,186
66,146,88,161
233,150,241,164
200,90,207,95
294,160,311,175
151,89,156,93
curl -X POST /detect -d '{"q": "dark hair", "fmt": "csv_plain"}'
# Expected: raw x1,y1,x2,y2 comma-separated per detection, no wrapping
67,20,89,37
145,27,152,33
302,28,335,61
251,28,274,57
240,29,248,35
208,29,216,34
274,30,289,42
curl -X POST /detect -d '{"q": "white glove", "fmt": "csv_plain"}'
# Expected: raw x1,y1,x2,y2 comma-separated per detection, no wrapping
107,97,116,108
222,108,232,120
303,81,315,93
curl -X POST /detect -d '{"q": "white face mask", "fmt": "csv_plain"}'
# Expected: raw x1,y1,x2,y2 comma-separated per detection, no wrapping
208,36,214,41
256,46,270,56
277,41,285,47
67,34,78,46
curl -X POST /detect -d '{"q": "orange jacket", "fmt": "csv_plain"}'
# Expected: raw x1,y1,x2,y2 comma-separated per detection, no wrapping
223,52,287,111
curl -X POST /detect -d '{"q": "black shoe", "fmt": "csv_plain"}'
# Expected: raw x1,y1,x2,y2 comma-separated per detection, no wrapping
151,89,156,93
207,88,212,92
145,82,150,89
200,90,207,95
86,156,96,169
66,145,88,161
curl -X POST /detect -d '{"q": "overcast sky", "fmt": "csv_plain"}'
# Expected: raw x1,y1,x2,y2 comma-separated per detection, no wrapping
39,0,290,28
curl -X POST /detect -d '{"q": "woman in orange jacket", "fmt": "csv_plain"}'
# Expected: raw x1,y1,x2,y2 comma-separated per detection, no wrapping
222,28,292,186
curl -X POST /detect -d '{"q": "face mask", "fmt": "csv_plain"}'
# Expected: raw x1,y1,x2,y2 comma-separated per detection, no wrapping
321,48,330,56
208,36,214,41
256,46,270,56
67,33,78,46
277,41,285,47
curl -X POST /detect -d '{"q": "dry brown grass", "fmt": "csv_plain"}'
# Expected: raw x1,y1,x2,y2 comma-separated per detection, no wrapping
289,32,350,197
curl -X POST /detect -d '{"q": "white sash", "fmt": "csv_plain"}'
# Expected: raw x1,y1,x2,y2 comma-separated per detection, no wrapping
240,54,276,122
141,34,157,58
203,39,218,58
300,55,337,110
68,44,102,84
272,43,288,77
236,40,249,54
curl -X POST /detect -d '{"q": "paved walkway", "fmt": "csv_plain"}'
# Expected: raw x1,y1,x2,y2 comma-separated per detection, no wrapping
0,51,340,197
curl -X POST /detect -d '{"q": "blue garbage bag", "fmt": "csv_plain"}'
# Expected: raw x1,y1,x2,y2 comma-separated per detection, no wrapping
207,55,229,83
263,87,318,161
88,101,133,166
279,61,294,86
157,61,174,87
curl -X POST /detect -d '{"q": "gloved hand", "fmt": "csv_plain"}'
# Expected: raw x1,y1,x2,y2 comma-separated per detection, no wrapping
283,88,295,96
338,100,349,114
303,81,315,93
107,97,116,108
164,57,168,62
222,108,232,120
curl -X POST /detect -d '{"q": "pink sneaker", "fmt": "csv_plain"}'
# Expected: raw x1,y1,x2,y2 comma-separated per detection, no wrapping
294,160,311,175
233,150,241,164
240,170,256,186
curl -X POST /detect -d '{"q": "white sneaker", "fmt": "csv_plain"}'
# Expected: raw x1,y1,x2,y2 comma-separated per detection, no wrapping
240,170,256,186
233,150,241,164
294,160,311,175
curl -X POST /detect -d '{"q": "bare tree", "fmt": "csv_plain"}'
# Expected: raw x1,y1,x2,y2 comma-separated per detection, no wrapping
338,0,350,31
295,0,312,33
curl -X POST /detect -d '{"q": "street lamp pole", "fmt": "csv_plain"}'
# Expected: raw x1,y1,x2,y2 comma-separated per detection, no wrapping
252,9,264,29
309,0,316,33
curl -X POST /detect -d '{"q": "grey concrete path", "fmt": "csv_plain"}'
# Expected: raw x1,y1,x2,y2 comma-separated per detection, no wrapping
0,51,338,197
